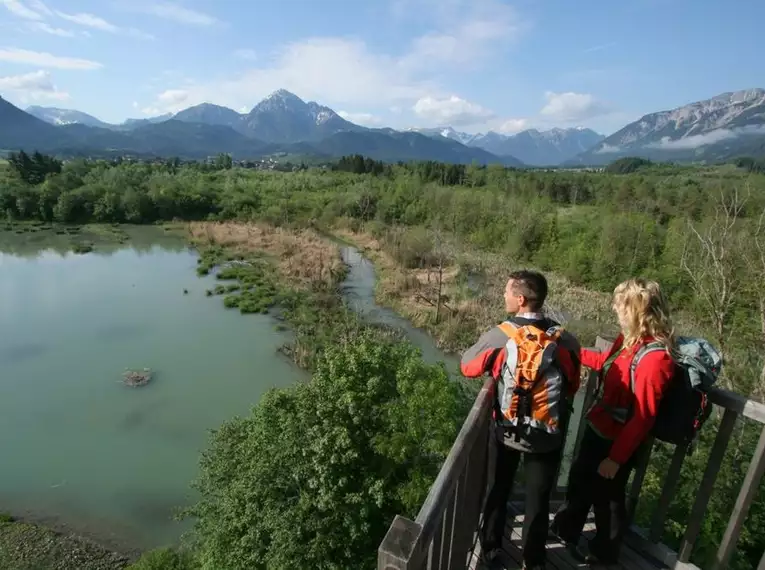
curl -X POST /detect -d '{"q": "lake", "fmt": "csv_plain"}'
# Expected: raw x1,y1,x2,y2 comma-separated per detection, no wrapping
0,226,304,552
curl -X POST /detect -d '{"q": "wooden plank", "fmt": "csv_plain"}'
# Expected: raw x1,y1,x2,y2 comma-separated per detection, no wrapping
678,408,738,562
415,379,494,548
448,467,473,570
440,488,458,570
584,523,665,570
378,515,424,570
706,387,765,424
624,527,678,568
427,511,445,570
571,369,598,473
627,436,655,523
711,423,765,570
649,443,687,542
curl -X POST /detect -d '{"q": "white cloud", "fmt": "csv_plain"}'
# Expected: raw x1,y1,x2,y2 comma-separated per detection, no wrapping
496,118,529,133
157,89,189,106
142,2,219,26
0,69,69,100
0,47,103,70
140,37,434,116
0,0,42,20
540,91,609,122
403,0,523,67
338,111,384,126
646,125,765,150
413,95,494,126
595,143,622,154
28,22,76,37
233,49,258,61
27,0,51,15
55,11,118,32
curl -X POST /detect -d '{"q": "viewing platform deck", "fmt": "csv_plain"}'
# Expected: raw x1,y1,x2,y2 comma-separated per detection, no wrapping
378,337,765,570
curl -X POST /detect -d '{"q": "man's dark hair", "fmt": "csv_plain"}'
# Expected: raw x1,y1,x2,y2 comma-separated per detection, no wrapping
508,270,548,311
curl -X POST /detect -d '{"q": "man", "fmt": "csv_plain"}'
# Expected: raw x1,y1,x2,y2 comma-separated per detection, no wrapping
461,270,581,570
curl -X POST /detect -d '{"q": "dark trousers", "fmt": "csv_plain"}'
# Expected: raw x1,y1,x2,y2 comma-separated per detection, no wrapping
480,434,562,567
552,426,637,562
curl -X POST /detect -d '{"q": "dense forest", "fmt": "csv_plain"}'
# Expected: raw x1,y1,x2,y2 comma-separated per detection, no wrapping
2,151,765,569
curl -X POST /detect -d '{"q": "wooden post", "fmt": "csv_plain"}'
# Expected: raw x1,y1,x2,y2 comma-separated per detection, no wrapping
627,436,655,524
711,423,765,570
378,515,424,570
678,408,738,562
649,442,687,542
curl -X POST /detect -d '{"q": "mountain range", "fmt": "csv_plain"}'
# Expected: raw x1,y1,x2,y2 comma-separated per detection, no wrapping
7,90,521,166
5,87,765,166
567,88,765,165
409,126,605,166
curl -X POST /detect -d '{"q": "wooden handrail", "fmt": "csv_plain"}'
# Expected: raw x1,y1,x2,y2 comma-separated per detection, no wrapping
378,377,494,570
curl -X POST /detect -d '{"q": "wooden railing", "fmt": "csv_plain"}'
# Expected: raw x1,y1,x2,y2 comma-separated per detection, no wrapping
378,337,765,570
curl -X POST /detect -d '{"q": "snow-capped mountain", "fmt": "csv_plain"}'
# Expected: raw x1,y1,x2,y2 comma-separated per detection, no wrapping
571,88,765,165
26,106,112,129
239,89,365,143
408,127,480,146
411,126,605,165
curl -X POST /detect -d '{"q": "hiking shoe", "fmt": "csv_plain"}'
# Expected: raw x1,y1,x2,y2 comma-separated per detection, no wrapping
479,548,504,570
548,524,585,563
584,552,618,567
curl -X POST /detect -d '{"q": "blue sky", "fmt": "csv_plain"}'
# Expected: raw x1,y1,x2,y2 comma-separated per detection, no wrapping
1,0,764,135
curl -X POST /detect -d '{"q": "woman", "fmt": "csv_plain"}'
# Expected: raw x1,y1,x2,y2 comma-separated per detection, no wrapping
551,278,676,566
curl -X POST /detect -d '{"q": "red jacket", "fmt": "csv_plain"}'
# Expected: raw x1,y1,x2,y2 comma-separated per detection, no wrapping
585,334,675,464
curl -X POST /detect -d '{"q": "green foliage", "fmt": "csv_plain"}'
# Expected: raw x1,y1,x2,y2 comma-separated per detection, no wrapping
604,156,654,174
8,151,62,185
0,513,13,523
186,330,463,570
127,547,197,570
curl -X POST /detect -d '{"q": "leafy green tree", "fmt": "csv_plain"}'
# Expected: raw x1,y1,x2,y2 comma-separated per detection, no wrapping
187,330,464,570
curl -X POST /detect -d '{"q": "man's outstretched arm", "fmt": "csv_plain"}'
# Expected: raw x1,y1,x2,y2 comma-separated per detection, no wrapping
460,326,508,378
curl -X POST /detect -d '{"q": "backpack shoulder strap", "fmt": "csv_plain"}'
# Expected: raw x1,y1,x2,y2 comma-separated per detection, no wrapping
497,321,517,338
628,341,667,393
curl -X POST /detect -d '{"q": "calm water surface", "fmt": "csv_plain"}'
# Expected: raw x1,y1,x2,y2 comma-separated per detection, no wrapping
0,227,304,551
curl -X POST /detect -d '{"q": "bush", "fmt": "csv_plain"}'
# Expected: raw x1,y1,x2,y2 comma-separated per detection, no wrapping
186,330,466,570
127,548,197,570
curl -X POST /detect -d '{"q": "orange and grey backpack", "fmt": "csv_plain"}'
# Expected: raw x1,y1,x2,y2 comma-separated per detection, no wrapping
495,320,568,449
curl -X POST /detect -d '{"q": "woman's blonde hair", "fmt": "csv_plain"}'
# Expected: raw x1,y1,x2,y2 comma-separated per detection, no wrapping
612,278,675,351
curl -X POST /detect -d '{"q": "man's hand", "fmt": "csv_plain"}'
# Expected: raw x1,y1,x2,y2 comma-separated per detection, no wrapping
598,458,620,479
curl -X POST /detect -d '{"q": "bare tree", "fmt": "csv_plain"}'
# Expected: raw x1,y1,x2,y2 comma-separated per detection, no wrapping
741,206,765,397
680,188,748,389
418,224,454,324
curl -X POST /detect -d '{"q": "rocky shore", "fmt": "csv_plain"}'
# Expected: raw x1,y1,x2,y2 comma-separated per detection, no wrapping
0,516,131,570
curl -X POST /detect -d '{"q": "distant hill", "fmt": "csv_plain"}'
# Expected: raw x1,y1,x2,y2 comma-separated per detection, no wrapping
173,103,244,129
310,129,522,166
411,126,604,166
568,88,765,165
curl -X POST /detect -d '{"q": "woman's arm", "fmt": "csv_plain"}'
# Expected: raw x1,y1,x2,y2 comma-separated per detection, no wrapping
580,334,622,371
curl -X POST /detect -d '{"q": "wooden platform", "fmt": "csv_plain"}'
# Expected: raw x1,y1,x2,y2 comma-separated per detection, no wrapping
468,505,668,570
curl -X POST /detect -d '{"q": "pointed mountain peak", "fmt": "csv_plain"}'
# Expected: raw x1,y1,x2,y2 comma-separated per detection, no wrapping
266,89,303,103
